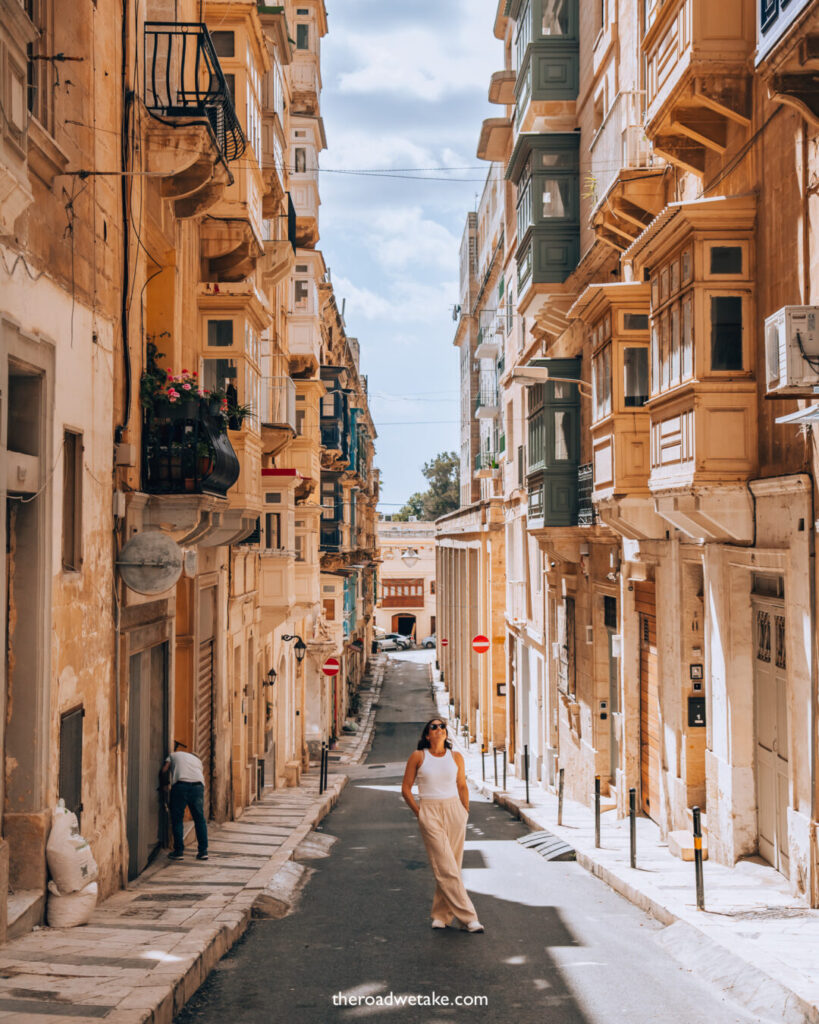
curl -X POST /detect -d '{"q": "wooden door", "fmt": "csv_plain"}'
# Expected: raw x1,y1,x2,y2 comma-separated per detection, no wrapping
196,638,214,815
636,582,660,819
753,601,790,877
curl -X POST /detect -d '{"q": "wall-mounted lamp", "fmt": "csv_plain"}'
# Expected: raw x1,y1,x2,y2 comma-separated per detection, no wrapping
400,547,419,567
283,634,307,663
264,668,277,687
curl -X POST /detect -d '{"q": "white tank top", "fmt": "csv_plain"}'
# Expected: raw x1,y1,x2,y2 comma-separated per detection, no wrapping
416,749,458,799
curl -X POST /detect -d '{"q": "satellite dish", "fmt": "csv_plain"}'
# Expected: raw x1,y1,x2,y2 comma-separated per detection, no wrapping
117,531,183,595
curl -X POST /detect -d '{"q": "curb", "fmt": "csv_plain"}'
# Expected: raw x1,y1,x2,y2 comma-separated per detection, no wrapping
123,671,384,1024
469,772,817,1024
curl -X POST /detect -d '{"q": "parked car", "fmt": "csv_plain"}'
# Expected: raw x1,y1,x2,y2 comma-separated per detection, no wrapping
419,634,436,649
385,632,413,649
375,635,406,652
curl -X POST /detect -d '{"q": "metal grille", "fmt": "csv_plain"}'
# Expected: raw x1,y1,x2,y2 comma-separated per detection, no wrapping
577,462,594,526
197,639,214,812
756,609,771,664
775,615,786,670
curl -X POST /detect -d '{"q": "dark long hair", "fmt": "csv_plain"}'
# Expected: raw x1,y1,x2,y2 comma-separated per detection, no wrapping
417,718,452,751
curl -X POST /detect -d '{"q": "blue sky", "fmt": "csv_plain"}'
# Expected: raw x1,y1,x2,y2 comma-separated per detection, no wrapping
317,0,499,513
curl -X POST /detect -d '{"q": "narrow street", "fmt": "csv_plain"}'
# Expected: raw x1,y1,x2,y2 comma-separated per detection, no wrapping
176,653,759,1024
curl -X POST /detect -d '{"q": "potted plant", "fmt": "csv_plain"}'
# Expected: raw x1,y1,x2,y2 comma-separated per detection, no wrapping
196,439,215,480
228,402,252,431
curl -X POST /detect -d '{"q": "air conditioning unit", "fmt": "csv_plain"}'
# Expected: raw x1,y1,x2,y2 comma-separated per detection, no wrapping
765,305,819,395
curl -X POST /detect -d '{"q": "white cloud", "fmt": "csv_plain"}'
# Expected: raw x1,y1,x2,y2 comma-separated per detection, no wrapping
370,207,459,272
332,4,500,102
333,273,458,326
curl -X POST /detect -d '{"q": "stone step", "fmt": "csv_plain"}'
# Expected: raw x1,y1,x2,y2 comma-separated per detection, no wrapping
8,889,45,939
668,829,709,862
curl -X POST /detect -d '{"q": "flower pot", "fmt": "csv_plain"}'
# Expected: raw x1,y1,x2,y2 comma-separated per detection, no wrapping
228,415,244,431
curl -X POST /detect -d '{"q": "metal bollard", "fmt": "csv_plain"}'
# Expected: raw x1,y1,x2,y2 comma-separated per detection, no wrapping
481,746,486,781
629,788,637,869
323,742,329,792
524,744,530,804
319,743,326,795
493,747,498,787
502,748,507,791
594,775,601,848
557,767,565,826
693,806,705,910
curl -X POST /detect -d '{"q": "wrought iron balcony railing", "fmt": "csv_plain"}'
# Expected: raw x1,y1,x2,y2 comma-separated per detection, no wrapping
320,522,343,553
144,23,246,162
475,451,501,472
142,404,240,498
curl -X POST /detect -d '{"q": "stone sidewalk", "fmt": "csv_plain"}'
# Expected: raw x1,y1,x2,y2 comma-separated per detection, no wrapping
0,661,384,1024
429,667,819,1024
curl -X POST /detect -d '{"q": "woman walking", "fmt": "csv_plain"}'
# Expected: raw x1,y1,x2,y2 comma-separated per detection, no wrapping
401,718,484,932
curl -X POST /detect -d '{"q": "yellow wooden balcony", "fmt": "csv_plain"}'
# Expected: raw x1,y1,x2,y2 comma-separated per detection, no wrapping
642,0,755,174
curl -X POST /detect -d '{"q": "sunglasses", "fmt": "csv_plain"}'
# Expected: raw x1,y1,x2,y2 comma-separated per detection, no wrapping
428,723,447,731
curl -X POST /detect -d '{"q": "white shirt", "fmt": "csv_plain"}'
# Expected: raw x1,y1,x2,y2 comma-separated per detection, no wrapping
167,751,205,786
416,748,458,800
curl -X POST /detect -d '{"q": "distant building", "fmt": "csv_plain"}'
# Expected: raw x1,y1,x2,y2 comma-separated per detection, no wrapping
376,521,436,642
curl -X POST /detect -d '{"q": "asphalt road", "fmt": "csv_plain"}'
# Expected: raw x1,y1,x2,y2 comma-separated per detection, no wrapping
176,651,761,1024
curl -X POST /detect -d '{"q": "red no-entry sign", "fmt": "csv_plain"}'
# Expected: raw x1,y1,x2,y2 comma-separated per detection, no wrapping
322,657,340,677
441,639,449,647
472,634,490,654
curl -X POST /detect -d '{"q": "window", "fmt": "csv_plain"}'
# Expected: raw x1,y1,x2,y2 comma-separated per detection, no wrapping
62,430,82,571
623,347,648,407
710,296,743,371
592,344,611,421
323,598,335,620
294,534,305,561
682,294,693,380
543,0,570,33
710,246,742,275
294,280,309,308
296,24,309,49
541,178,568,218
430,579,436,595
264,512,281,549
210,31,234,57
623,312,649,332
603,595,617,629
202,357,237,394
294,148,307,173
296,409,306,434
207,319,233,347
26,0,51,128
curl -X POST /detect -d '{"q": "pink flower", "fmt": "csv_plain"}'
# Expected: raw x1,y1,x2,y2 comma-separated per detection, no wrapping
182,368,189,374
182,383,192,391
198,389,205,398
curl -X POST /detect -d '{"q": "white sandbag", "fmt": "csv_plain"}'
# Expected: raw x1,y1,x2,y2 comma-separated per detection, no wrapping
46,801,98,894
46,880,97,928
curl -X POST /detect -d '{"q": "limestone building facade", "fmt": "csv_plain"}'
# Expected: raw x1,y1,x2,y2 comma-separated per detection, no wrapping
437,0,819,903
0,0,378,940
375,520,437,642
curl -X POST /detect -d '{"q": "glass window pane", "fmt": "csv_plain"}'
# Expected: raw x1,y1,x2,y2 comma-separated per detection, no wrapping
670,306,680,385
682,294,693,379
542,0,569,34
553,410,571,461
202,357,237,393
711,296,743,371
296,24,309,49
650,325,659,394
211,31,234,57
710,246,743,274
623,312,648,331
541,177,568,218
661,315,670,389
624,348,648,407
207,319,233,347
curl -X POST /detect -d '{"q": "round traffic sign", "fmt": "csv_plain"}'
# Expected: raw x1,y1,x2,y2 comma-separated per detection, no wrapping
472,634,490,654
322,656,340,677
441,639,449,647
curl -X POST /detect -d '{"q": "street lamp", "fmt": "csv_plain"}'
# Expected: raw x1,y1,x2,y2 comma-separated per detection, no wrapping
264,668,277,687
400,547,419,568
283,634,307,663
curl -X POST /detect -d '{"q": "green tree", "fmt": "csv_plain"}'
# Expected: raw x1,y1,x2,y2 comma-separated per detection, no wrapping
394,451,460,521
393,491,425,521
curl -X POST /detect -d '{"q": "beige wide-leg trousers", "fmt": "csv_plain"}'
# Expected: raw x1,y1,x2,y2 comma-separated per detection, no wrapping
417,796,478,924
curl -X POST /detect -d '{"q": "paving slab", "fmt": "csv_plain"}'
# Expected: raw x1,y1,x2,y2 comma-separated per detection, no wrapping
428,663,819,1024
0,661,384,1024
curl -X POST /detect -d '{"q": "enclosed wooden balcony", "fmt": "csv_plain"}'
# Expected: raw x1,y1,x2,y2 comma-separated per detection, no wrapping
510,0,579,133
625,194,758,542
641,0,755,175
569,283,665,540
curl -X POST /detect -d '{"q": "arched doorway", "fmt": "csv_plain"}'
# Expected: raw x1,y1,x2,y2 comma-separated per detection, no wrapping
392,613,416,640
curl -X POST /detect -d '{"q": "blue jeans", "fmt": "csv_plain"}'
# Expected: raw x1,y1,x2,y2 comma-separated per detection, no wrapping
169,781,208,855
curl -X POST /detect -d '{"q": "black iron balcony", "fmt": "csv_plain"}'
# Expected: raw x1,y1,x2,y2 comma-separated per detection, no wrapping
144,23,246,162
321,421,345,451
142,404,240,498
